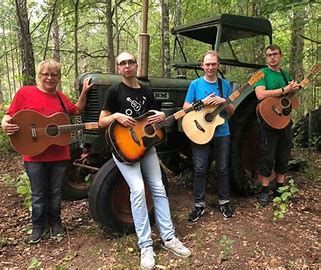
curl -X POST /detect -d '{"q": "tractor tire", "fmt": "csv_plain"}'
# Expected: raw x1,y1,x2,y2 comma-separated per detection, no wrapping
229,94,260,195
88,158,168,234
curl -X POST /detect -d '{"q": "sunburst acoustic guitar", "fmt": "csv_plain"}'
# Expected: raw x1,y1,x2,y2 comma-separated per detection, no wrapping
181,70,264,145
105,100,204,163
9,110,99,156
256,63,321,129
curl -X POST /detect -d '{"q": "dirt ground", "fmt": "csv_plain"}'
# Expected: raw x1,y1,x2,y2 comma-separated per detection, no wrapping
0,150,320,270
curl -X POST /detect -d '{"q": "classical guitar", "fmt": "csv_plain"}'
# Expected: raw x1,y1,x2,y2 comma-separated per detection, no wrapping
256,64,321,129
9,110,99,156
182,70,264,144
105,100,204,163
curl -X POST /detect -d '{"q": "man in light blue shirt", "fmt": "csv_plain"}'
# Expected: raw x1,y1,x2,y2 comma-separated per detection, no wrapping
183,50,235,221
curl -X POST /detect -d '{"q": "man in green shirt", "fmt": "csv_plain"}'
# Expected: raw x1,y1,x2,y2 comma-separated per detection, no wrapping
255,44,300,207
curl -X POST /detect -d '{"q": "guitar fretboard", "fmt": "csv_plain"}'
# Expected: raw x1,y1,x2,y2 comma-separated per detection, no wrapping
209,82,250,118
156,106,196,129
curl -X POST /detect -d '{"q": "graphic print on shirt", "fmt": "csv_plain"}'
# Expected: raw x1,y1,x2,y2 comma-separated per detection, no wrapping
125,95,147,116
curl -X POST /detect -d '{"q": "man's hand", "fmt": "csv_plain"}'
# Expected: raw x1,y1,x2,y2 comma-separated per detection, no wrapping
1,115,19,136
114,113,136,127
147,110,165,124
284,80,300,94
202,93,225,106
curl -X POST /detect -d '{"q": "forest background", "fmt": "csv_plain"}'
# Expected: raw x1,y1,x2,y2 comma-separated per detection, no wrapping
0,0,320,124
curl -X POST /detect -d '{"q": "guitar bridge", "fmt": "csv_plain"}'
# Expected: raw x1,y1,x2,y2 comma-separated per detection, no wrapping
31,124,37,142
194,120,205,133
130,128,141,146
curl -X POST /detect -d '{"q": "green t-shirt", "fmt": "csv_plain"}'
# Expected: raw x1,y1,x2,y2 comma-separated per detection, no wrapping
255,67,292,90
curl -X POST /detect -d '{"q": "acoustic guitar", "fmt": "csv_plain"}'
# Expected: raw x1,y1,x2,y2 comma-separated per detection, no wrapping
256,64,321,129
181,70,264,144
9,110,99,156
105,100,204,163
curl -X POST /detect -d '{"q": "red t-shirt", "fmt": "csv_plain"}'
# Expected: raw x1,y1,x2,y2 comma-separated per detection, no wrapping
7,85,78,162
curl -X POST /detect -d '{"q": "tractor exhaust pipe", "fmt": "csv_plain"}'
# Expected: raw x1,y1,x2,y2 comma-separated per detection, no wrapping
137,0,150,80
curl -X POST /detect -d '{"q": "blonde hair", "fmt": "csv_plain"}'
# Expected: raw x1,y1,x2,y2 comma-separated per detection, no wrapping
201,50,220,63
37,59,61,76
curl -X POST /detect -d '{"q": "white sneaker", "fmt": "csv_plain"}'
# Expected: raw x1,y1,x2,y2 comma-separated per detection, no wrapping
140,246,156,270
162,237,191,257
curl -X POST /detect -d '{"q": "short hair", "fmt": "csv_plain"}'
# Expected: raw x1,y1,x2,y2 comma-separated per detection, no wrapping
201,50,220,63
116,51,137,65
265,44,282,55
37,59,61,76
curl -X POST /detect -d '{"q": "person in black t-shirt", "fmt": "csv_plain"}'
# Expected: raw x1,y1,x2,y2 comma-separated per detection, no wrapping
99,52,191,270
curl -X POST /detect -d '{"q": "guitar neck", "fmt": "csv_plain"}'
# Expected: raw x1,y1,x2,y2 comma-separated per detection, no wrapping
211,82,250,115
156,106,196,129
58,122,98,132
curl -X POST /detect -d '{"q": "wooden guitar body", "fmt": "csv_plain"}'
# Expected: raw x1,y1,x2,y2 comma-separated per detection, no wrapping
256,95,299,129
106,111,166,163
10,110,71,156
182,106,225,144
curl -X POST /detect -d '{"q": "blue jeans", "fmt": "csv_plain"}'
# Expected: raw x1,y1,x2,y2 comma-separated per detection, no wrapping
24,161,67,229
192,135,230,207
113,147,175,249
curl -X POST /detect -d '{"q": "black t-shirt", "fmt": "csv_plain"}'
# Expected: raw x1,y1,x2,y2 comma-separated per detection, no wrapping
102,82,158,118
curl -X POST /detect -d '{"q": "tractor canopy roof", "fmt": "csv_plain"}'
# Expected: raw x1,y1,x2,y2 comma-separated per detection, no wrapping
172,14,272,70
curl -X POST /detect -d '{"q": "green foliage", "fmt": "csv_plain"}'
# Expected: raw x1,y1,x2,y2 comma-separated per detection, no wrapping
16,172,32,211
219,234,234,261
272,178,299,220
27,257,42,270
0,235,8,247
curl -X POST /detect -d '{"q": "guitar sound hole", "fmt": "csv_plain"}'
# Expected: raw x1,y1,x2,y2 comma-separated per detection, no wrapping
144,124,155,136
280,97,290,108
46,125,59,136
204,113,213,122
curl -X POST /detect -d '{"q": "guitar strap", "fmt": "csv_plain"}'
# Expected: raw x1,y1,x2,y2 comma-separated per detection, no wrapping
280,69,289,85
217,77,223,98
56,92,70,117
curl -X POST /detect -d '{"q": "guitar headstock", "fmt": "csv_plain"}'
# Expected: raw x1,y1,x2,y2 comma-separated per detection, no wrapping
248,70,265,85
192,100,204,111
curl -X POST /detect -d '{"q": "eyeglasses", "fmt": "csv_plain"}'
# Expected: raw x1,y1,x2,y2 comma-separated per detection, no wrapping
40,73,60,78
266,52,281,58
118,60,136,67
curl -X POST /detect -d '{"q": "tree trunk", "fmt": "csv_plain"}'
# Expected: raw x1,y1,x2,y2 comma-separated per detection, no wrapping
106,0,115,73
73,0,79,81
173,0,186,78
289,7,307,125
15,0,35,86
160,0,170,78
2,24,12,98
52,17,61,63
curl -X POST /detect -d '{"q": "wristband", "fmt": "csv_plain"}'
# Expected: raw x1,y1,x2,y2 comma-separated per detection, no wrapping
281,87,285,95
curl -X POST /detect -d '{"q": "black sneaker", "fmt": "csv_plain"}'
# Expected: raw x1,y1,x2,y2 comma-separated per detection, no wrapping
219,202,234,218
51,223,65,237
188,207,205,222
257,192,270,207
28,227,48,244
